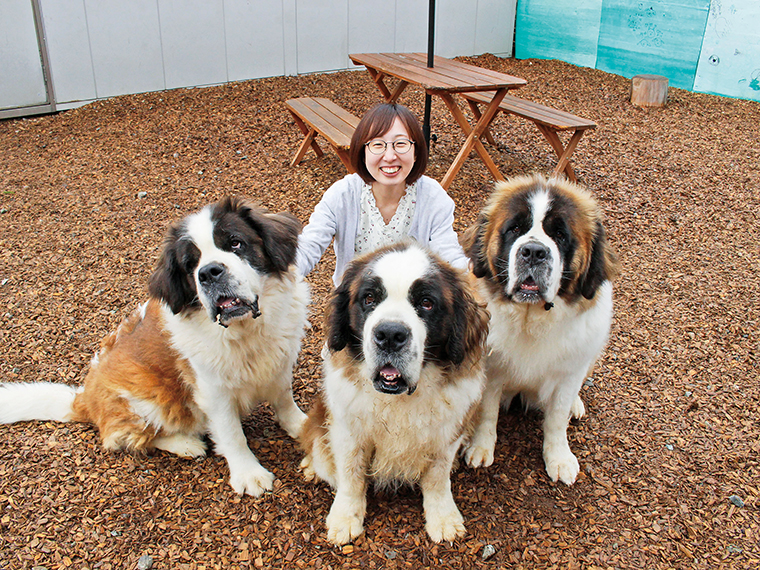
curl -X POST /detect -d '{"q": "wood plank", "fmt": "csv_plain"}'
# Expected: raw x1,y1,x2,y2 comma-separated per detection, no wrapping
403,53,526,89
285,97,356,148
464,91,595,130
350,53,525,92
285,97,360,173
350,53,456,90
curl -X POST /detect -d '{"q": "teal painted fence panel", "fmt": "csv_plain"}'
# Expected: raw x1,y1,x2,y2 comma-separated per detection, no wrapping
514,0,759,100
596,0,710,90
694,0,760,101
515,0,601,67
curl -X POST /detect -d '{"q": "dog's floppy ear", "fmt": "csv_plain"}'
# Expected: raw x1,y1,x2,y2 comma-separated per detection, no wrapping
326,272,356,353
579,222,620,300
246,209,302,274
444,268,489,367
148,226,199,314
461,213,492,278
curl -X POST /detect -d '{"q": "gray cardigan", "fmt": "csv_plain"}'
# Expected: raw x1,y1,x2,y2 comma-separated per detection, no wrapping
296,173,469,285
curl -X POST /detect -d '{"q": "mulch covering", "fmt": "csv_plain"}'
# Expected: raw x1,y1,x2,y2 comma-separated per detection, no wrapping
0,54,758,569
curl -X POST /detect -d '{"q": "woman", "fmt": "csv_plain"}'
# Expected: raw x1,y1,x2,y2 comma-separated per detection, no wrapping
296,103,468,285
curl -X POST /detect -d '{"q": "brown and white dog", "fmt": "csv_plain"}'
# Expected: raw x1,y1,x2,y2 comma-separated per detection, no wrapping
300,242,488,545
0,197,309,497
461,174,620,485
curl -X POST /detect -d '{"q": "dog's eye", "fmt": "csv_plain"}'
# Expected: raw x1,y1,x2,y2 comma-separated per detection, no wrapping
552,227,567,243
420,297,434,311
230,239,243,251
363,293,375,306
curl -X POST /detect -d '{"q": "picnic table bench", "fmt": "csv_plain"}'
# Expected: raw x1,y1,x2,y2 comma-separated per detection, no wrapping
284,97,360,172
462,91,596,182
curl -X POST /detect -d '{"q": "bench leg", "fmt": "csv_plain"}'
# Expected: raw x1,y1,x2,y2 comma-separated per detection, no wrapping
288,111,324,166
536,125,584,182
335,149,355,174
291,127,323,167
439,91,507,189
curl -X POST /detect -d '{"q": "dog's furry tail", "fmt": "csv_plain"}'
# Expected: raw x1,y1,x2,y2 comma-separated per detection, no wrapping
0,382,83,424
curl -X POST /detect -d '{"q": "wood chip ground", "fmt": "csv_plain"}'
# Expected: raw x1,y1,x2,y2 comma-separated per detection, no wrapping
0,55,758,569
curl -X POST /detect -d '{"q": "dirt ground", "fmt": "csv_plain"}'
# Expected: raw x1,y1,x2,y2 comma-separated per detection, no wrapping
0,54,758,570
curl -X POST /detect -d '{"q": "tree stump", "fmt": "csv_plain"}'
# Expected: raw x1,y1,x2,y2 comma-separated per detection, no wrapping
631,74,668,107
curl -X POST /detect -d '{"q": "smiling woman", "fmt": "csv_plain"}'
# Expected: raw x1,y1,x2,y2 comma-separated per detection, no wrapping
295,103,469,286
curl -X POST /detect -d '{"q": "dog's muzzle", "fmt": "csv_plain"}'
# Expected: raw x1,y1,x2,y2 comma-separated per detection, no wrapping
198,262,260,327
511,242,553,305
371,321,416,395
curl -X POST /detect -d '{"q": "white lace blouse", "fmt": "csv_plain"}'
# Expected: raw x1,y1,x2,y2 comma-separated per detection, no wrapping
354,181,417,256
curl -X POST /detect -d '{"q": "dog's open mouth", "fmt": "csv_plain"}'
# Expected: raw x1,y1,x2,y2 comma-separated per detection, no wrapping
373,364,414,395
214,296,260,327
513,277,544,304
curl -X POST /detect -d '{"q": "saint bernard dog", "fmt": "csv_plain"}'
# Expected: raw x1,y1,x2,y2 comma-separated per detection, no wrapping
0,197,309,497
461,174,620,485
299,242,489,545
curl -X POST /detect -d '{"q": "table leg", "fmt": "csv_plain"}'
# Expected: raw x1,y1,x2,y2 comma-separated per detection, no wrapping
366,68,408,103
464,99,497,147
439,90,507,189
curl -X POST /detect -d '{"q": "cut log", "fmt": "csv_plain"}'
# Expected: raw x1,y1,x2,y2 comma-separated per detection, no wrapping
631,74,668,107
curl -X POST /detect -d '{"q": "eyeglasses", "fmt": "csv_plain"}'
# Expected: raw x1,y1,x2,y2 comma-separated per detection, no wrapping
365,139,415,155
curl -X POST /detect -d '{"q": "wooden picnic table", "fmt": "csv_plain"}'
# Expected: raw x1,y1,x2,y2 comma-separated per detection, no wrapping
349,52,527,189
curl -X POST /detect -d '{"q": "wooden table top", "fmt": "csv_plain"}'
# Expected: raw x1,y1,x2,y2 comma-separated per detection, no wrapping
349,52,527,93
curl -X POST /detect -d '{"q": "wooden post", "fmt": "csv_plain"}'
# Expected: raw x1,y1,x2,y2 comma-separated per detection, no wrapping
631,74,668,107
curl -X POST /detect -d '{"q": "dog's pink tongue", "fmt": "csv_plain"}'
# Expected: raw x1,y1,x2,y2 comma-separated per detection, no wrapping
521,278,539,291
380,365,401,381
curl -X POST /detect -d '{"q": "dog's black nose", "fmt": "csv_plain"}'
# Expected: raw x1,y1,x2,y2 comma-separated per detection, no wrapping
373,322,410,353
198,262,226,284
519,242,550,265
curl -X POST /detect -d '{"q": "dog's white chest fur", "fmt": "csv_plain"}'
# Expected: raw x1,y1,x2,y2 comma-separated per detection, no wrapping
484,280,614,396
324,358,483,483
164,275,308,394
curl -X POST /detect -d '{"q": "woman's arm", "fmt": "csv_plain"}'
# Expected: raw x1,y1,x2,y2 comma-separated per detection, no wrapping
295,188,341,277
417,177,470,270
428,197,469,270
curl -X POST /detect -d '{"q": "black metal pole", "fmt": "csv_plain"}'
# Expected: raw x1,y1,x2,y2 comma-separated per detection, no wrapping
423,0,435,148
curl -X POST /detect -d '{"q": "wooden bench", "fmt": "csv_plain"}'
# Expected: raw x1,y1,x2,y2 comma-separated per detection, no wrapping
284,97,360,173
462,91,596,182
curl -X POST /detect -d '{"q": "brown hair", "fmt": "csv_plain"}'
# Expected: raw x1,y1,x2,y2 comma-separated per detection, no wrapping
348,103,428,184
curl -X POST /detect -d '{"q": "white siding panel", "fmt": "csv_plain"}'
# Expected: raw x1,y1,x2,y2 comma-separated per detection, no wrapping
225,0,287,80
296,0,348,73
474,0,516,57
39,0,96,104
5,0,520,115
437,0,478,58
159,0,227,89
0,0,47,109
347,0,396,66
85,0,165,98
394,0,428,54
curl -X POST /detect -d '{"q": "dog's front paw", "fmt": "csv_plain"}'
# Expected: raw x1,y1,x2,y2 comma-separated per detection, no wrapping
326,508,364,545
229,465,276,497
463,443,494,468
152,433,207,458
425,507,465,543
299,455,316,481
543,445,580,486
570,396,585,420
